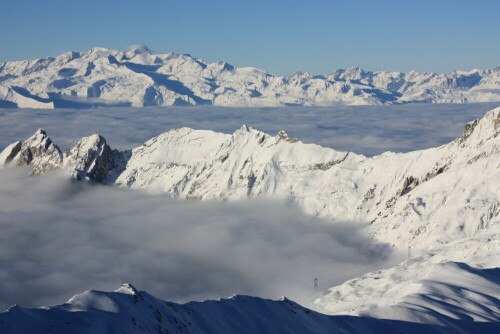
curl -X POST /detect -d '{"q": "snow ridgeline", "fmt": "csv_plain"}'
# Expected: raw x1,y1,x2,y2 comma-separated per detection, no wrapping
0,107,499,332
0,45,499,108
1,282,498,334
1,107,498,254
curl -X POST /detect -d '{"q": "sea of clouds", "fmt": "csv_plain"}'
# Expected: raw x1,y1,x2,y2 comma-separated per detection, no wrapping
0,103,497,156
0,103,497,311
0,168,396,311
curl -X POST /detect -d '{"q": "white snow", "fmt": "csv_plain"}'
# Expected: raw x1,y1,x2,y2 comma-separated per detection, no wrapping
0,45,498,108
314,227,500,323
0,107,498,332
1,282,497,333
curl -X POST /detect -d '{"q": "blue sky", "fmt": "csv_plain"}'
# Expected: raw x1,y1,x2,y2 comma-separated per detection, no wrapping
1,0,499,75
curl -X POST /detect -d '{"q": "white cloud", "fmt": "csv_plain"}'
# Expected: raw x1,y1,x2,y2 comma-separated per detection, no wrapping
0,103,495,156
0,103,493,311
0,168,397,311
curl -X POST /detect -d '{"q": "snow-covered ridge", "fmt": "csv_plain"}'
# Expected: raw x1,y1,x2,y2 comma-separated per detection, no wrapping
0,45,499,108
314,227,500,322
0,108,498,333
1,281,497,334
1,107,498,254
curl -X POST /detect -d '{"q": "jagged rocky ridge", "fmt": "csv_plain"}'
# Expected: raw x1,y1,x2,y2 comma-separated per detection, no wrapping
1,107,498,254
0,44,499,108
0,108,499,332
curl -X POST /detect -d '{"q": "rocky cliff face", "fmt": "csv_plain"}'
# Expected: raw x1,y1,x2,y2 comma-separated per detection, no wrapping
63,134,113,182
0,129,62,174
0,130,113,180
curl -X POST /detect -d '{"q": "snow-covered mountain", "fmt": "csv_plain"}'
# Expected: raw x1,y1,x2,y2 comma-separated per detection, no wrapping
0,107,499,332
314,228,500,322
1,107,498,254
0,44,499,108
0,282,497,334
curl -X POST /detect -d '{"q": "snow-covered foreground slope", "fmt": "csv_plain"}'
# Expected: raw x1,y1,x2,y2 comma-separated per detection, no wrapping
0,283,498,334
0,107,498,332
314,226,500,321
0,44,499,108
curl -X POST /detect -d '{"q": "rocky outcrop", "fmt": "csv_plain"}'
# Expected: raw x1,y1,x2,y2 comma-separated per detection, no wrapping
63,134,113,182
0,141,21,167
0,130,113,180
456,106,500,147
0,129,63,174
0,107,499,254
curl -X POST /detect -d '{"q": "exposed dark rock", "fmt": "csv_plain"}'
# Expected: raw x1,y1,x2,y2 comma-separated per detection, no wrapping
0,141,21,166
15,129,63,174
457,119,480,145
398,176,419,196
423,164,449,182
220,153,229,163
64,134,113,182
277,130,299,143
312,153,350,170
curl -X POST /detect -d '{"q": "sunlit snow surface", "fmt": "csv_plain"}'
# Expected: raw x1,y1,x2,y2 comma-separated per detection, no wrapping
0,103,498,333
0,103,496,156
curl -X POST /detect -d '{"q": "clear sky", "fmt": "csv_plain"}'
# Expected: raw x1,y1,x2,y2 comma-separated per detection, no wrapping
1,0,499,75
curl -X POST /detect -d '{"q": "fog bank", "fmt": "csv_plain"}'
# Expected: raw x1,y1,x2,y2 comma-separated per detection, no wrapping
0,168,397,311
0,103,496,156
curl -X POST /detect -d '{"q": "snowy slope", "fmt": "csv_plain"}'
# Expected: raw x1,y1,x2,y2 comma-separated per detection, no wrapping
1,107,498,255
0,107,499,332
0,45,498,108
314,227,500,322
0,283,498,334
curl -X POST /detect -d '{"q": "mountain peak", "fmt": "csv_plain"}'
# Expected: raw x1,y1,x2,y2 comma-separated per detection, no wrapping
237,124,251,132
1,46,499,107
35,128,47,136
88,46,113,54
115,283,139,295
456,107,500,147
1,128,63,173
25,128,50,144
126,43,152,55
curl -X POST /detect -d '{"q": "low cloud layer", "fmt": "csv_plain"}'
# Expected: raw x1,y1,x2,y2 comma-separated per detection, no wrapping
0,103,496,156
0,168,397,311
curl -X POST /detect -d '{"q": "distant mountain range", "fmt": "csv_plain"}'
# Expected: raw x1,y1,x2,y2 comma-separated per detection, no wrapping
0,44,499,108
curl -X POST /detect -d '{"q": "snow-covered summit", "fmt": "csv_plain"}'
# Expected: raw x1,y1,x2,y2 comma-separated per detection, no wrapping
126,43,152,55
0,45,499,108
0,128,62,173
